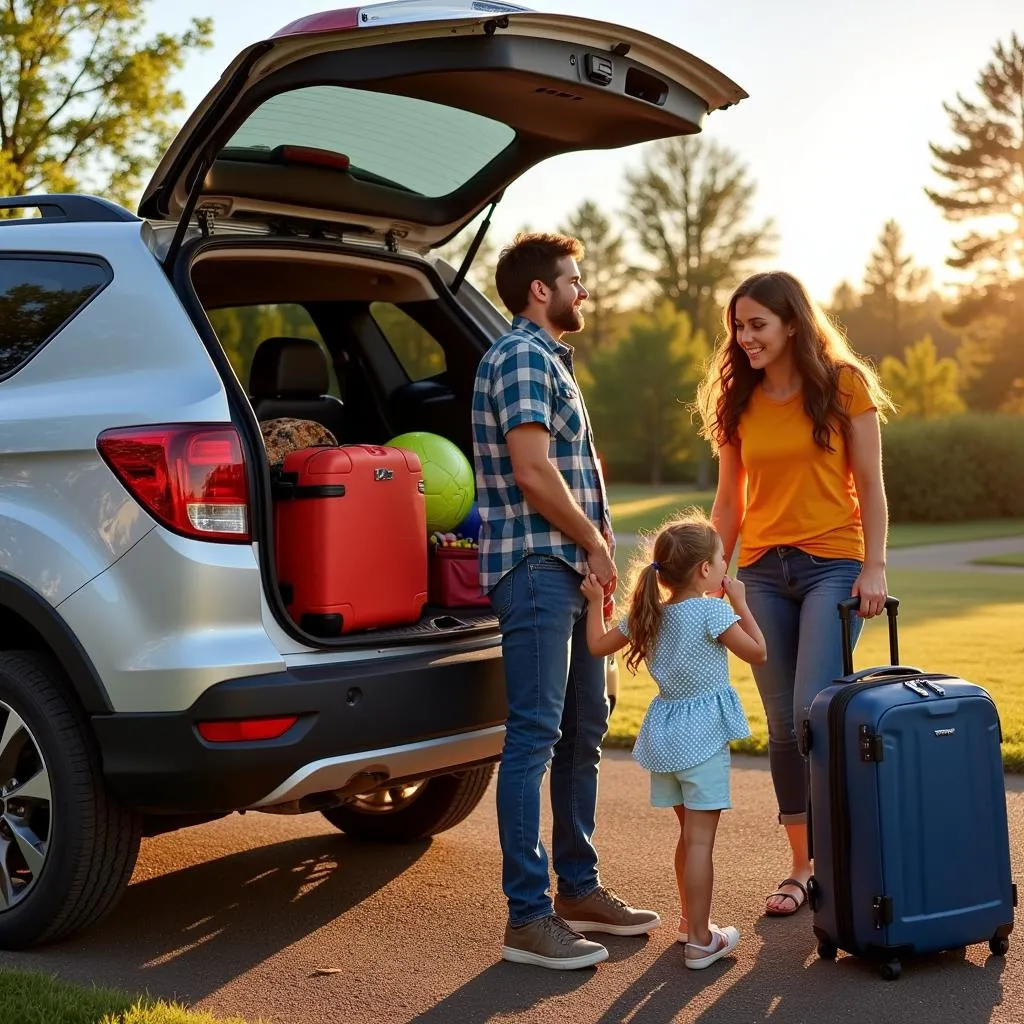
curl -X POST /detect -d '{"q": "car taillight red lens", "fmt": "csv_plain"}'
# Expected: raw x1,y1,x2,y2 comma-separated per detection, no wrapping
98,425,250,543
197,717,299,743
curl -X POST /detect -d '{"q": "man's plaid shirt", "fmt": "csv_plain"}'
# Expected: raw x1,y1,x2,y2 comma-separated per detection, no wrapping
471,316,611,593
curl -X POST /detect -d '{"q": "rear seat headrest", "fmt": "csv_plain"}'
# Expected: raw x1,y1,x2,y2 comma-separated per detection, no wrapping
250,337,330,398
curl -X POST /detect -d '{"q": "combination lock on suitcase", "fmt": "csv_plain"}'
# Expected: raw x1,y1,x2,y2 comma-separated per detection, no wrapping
804,596,1015,980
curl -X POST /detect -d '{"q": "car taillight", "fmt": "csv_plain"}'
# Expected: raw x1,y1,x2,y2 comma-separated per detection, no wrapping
98,424,250,543
197,717,299,742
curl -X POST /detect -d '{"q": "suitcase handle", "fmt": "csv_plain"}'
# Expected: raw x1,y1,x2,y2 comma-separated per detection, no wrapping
838,665,925,685
837,596,900,676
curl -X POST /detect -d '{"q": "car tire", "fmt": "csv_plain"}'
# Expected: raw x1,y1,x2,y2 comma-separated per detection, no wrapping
0,651,141,949
321,763,495,843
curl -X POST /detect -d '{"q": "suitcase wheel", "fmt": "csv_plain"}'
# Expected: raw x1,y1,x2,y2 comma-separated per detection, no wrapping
816,940,837,961
878,959,901,981
989,936,1010,957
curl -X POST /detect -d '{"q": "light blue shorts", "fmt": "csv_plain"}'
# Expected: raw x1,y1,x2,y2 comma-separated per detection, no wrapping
650,745,732,811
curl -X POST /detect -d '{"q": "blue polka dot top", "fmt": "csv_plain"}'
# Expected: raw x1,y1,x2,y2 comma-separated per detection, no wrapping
621,597,751,773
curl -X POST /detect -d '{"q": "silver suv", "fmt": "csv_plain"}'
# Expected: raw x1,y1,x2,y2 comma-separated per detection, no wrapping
0,0,743,948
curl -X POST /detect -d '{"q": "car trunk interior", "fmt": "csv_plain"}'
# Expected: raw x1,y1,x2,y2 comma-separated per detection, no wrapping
187,241,500,645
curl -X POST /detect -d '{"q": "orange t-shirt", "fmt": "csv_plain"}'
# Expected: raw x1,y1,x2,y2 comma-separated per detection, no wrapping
736,367,876,568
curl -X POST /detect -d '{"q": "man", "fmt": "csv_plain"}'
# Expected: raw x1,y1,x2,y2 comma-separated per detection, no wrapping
472,232,660,970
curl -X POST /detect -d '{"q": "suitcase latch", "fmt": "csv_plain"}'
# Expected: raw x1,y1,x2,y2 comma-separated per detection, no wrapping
872,895,893,929
859,725,884,762
902,679,929,698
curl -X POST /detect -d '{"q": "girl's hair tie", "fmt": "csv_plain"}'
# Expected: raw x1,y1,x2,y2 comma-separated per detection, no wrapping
650,561,661,571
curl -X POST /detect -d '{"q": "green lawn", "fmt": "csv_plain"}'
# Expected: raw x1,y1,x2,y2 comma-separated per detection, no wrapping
890,519,1024,548
607,561,1024,772
972,551,1024,568
606,486,713,534
0,968,260,1024
606,484,1024,547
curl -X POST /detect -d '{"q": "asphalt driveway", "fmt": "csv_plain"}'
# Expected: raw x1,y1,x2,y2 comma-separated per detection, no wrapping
1,752,1019,1024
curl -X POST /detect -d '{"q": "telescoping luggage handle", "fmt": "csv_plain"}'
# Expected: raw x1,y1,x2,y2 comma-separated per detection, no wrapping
836,596,923,681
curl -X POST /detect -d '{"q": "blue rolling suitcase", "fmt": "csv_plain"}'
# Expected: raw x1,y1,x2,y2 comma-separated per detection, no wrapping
804,596,1015,980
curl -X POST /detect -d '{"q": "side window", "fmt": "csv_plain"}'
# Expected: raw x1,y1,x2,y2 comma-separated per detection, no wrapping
0,258,109,377
370,302,446,382
206,304,339,397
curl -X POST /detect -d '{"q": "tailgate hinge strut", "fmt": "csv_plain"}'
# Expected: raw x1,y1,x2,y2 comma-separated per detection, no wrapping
452,196,501,295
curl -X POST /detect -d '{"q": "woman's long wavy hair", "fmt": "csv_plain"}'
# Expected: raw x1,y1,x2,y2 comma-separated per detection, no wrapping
623,509,720,675
695,271,893,452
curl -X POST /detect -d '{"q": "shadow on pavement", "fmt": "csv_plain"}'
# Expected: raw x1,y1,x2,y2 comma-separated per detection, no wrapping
0,830,431,1005
409,960,594,1023
595,915,1007,1024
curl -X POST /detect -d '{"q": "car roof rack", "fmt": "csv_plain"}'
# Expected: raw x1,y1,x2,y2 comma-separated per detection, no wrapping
0,194,139,224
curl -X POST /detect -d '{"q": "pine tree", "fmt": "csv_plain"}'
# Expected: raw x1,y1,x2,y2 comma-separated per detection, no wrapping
926,33,1024,286
862,219,929,342
925,33,1024,410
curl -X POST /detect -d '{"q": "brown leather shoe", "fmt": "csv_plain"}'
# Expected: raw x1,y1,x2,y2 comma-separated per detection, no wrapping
554,886,661,936
501,915,608,969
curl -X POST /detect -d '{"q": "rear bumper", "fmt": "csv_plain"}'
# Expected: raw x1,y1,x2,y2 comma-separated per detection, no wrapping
90,643,507,814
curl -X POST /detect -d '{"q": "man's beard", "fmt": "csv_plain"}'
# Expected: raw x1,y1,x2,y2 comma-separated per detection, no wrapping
549,295,584,334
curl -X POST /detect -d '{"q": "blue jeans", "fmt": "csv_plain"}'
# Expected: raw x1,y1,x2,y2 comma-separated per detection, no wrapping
737,547,863,824
489,555,609,926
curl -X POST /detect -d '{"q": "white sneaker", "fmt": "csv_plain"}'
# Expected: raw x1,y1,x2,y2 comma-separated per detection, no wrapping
684,925,740,969
677,921,719,944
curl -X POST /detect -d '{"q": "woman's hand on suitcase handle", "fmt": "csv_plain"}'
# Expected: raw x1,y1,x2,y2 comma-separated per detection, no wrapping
851,564,888,618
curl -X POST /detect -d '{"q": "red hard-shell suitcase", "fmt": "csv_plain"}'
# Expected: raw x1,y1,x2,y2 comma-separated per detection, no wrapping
272,445,428,635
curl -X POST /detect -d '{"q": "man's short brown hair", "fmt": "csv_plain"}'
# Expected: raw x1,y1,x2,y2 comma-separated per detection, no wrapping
494,232,585,316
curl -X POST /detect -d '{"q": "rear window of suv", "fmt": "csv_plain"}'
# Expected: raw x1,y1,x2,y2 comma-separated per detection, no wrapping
223,85,516,198
0,256,110,378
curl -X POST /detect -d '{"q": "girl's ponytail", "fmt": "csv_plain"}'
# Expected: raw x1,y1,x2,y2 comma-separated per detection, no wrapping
625,562,664,675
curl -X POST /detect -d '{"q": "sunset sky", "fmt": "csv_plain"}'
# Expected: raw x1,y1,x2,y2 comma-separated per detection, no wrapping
148,0,1019,303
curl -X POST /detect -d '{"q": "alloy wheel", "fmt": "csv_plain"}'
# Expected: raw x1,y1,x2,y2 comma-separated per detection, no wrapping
0,701,52,911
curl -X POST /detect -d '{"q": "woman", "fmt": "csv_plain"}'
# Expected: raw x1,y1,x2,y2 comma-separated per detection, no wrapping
695,271,894,916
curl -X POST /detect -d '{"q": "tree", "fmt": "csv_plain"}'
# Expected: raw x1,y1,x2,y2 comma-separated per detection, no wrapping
862,219,929,344
586,302,708,485
947,278,1024,412
925,33,1024,408
0,2,213,205
829,278,962,368
926,33,1024,286
559,199,629,355
623,136,775,340
880,336,966,419
829,281,860,319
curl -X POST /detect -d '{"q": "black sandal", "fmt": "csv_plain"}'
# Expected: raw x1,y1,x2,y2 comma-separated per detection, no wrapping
765,877,808,916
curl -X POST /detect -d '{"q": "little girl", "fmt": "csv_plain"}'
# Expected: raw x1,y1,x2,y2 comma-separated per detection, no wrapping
581,510,767,970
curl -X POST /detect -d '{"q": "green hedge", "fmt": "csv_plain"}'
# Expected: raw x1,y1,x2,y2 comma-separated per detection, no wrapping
883,414,1024,522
